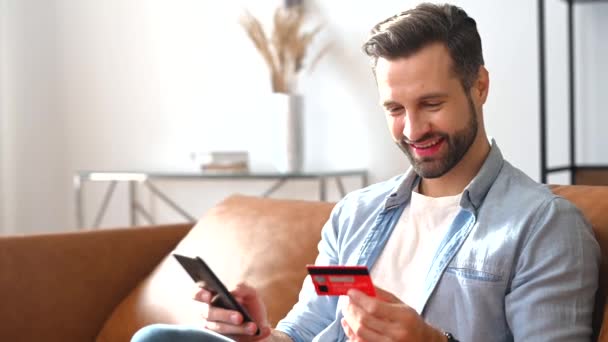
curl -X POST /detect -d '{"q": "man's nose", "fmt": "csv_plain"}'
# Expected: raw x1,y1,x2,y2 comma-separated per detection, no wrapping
402,112,430,142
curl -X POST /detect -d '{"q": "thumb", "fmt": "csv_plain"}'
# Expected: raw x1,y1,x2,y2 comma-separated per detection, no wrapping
232,282,258,299
373,286,402,303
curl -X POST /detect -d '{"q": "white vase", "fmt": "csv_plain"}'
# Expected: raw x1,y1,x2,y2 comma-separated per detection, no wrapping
270,93,303,173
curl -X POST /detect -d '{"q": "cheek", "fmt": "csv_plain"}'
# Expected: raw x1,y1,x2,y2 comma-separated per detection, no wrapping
446,112,470,133
386,116,404,140
446,99,475,130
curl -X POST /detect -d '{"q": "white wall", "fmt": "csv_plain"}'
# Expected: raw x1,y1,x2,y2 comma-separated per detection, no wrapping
544,1,608,184
574,3,608,165
0,0,6,234
1,0,606,234
1,0,71,234
1,0,20,234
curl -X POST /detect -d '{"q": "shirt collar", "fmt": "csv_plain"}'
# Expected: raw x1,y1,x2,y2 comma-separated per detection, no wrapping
384,138,504,215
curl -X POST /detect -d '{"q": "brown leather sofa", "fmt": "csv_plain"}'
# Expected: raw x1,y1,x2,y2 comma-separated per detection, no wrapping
0,185,606,341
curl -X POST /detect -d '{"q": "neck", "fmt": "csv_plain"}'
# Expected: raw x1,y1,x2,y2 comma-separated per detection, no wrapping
419,134,491,198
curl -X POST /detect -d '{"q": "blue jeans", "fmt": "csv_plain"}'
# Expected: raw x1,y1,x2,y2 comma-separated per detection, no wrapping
131,324,236,342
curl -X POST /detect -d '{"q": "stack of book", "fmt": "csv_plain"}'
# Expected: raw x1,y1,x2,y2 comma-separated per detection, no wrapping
191,151,250,174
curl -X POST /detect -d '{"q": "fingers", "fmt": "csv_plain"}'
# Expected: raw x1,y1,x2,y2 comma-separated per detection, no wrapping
194,287,245,327
344,289,430,341
341,318,388,342
341,318,357,341
193,287,212,303
372,286,403,303
342,296,391,339
194,282,256,303
348,288,412,321
193,282,267,338
347,289,393,319
231,282,270,330
204,320,259,336
200,302,260,337
231,282,257,298
205,305,244,325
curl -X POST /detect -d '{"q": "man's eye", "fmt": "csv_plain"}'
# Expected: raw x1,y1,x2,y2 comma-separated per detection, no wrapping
388,106,403,114
424,102,442,108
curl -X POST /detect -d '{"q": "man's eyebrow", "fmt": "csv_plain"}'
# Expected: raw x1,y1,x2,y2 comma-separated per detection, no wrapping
381,100,401,108
418,92,448,101
381,92,449,107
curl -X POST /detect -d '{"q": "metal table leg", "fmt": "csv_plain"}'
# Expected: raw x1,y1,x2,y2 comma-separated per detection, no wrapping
92,181,117,228
133,201,155,225
262,178,288,197
144,180,196,222
335,176,346,197
74,174,84,229
129,181,137,226
319,176,327,201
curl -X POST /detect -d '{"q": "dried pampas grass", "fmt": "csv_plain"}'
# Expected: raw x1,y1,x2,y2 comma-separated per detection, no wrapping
240,5,326,94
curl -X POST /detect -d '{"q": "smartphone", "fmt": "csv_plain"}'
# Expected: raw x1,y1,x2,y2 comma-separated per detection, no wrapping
306,265,376,297
173,253,258,334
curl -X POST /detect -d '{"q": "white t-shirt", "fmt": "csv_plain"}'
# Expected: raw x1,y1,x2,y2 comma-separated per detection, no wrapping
370,189,462,312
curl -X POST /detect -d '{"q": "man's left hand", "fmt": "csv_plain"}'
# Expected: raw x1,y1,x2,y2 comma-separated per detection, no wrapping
341,286,446,342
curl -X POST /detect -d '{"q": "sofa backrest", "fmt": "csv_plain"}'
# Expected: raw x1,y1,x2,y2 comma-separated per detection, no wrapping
96,195,335,342
98,185,608,341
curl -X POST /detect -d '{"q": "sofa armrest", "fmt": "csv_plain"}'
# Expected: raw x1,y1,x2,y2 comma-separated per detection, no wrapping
0,223,192,341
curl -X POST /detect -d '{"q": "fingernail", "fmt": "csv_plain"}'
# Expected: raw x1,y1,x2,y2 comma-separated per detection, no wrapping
230,313,240,324
247,323,257,334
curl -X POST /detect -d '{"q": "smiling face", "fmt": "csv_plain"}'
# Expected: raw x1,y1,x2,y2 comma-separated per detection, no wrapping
376,42,485,179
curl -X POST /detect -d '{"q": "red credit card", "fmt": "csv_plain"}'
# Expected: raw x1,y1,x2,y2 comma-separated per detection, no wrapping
306,265,376,297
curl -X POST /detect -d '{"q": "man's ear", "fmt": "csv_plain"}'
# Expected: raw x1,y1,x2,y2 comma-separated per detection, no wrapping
469,65,490,106
474,65,490,105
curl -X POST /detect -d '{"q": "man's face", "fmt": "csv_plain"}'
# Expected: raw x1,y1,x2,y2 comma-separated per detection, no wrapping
375,43,481,179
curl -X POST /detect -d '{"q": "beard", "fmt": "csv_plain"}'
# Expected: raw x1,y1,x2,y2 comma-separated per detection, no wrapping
396,94,479,179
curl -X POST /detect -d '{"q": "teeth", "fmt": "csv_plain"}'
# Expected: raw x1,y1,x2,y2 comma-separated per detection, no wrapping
413,138,441,149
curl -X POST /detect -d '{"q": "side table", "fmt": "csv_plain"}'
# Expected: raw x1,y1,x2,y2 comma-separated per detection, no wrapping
74,170,368,228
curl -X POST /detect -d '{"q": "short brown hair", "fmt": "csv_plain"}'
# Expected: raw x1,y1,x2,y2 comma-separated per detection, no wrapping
362,3,484,90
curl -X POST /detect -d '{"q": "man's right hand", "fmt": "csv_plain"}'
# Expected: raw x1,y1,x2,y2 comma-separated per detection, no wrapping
193,282,272,341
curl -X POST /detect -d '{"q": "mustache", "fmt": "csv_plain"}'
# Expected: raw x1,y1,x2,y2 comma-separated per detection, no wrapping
401,132,447,145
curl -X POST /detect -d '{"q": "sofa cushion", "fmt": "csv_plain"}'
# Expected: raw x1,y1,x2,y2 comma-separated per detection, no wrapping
96,195,335,342
551,185,608,340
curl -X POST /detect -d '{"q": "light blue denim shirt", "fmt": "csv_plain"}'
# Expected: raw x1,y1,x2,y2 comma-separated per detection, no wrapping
276,141,600,342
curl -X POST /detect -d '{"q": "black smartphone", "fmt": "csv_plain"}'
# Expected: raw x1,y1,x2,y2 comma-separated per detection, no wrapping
173,253,258,333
